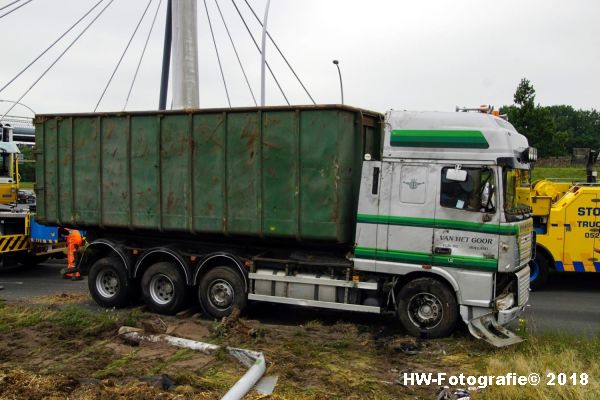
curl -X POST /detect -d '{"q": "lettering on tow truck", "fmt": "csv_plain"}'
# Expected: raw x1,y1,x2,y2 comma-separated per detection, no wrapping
577,221,600,228
577,207,600,216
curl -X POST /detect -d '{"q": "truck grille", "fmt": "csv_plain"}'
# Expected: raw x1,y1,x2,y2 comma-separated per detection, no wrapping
515,265,530,306
518,220,533,267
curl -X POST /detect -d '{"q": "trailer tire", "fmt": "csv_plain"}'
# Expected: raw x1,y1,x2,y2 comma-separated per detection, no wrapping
141,262,187,315
530,249,550,290
88,257,132,308
198,266,246,319
396,277,458,339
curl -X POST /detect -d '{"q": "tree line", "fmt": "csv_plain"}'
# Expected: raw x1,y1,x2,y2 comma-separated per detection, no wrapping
501,78,600,158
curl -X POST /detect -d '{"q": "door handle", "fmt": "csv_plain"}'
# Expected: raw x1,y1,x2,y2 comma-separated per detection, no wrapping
434,247,452,255
372,166,380,195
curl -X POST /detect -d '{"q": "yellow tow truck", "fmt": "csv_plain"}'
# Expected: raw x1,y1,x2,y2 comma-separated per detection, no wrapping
529,149,600,289
0,123,66,266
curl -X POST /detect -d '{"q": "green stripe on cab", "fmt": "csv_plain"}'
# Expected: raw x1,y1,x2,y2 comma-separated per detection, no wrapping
354,247,498,272
356,214,518,236
390,130,489,149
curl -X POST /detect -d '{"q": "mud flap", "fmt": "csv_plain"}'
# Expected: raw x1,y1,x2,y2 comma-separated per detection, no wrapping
468,314,523,347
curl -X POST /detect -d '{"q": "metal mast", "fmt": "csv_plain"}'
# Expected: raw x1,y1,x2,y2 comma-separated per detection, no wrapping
159,0,172,110
171,0,199,109
260,0,271,106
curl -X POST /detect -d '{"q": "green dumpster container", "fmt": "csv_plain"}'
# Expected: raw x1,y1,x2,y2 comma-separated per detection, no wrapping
35,105,382,243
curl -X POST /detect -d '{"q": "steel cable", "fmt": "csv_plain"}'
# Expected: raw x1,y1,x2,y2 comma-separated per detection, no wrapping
0,0,115,122
230,0,289,105
94,0,153,112
214,0,256,106
0,0,31,20
242,0,315,104
0,0,106,95
123,0,163,111
203,0,231,107
0,0,21,12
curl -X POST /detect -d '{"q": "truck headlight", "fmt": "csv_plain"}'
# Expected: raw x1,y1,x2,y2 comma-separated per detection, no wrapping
495,293,515,310
522,147,538,162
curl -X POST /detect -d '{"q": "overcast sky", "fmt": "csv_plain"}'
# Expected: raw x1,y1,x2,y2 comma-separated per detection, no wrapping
0,0,598,117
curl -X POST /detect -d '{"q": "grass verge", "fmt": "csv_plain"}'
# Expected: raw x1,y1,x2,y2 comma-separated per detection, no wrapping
0,300,598,399
532,167,586,181
477,332,600,400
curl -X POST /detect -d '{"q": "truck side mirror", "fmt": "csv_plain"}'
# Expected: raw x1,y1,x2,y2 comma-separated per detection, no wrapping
445,169,467,182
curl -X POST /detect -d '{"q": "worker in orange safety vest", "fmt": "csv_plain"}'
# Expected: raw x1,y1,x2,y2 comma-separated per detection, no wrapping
58,228,84,280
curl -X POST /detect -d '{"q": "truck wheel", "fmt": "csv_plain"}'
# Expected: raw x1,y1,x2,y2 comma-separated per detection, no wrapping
530,250,550,290
396,277,458,339
198,266,247,319
141,262,187,315
88,257,132,308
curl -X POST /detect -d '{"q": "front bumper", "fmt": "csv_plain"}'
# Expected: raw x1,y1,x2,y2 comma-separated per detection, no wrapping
496,264,530,325
467,264,530,347
497,304,525,325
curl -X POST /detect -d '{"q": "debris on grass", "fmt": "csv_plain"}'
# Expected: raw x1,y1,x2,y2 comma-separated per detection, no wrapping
213,307,258,338
141,318,167,334
118,325,269,399
0,298,598,399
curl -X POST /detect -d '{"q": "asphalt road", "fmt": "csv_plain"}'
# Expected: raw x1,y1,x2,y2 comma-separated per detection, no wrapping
0,262,598,336
523,273,600,336
0,261,87,300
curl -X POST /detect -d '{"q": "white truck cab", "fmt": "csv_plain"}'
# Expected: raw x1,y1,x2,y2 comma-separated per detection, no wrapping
354,110,535,345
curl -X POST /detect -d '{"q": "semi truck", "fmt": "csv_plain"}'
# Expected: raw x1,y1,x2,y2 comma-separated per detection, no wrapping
529,149,599,289
34,105,535,346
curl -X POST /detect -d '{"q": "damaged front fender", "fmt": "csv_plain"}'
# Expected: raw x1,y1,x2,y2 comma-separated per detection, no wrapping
468,313,524,347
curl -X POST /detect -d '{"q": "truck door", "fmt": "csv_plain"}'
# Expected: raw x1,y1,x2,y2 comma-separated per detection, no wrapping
433,166,499,270
378,162,435,268
354,160,383,271
563,192,597,272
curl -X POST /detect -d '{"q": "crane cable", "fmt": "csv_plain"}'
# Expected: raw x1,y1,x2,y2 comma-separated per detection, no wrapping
95,0,153,112
0,0,21,12
203,0,231,107
0,0,106,96
0,0,116,122
214,0,256,106
123,0,162,111
243,0,315,105
230,0,289,105
0,0,32,20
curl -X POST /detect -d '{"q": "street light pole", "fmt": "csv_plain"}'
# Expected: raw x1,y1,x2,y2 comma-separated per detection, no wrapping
332,60,344,105
0,99,36,118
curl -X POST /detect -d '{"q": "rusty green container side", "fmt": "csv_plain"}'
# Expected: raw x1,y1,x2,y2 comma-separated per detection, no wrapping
35,106,382,243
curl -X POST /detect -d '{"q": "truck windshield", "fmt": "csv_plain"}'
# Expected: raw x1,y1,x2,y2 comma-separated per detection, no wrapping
503,168,531,219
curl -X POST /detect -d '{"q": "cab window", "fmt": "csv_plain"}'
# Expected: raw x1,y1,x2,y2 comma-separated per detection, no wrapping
440,167,496,213
0,152,13,181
